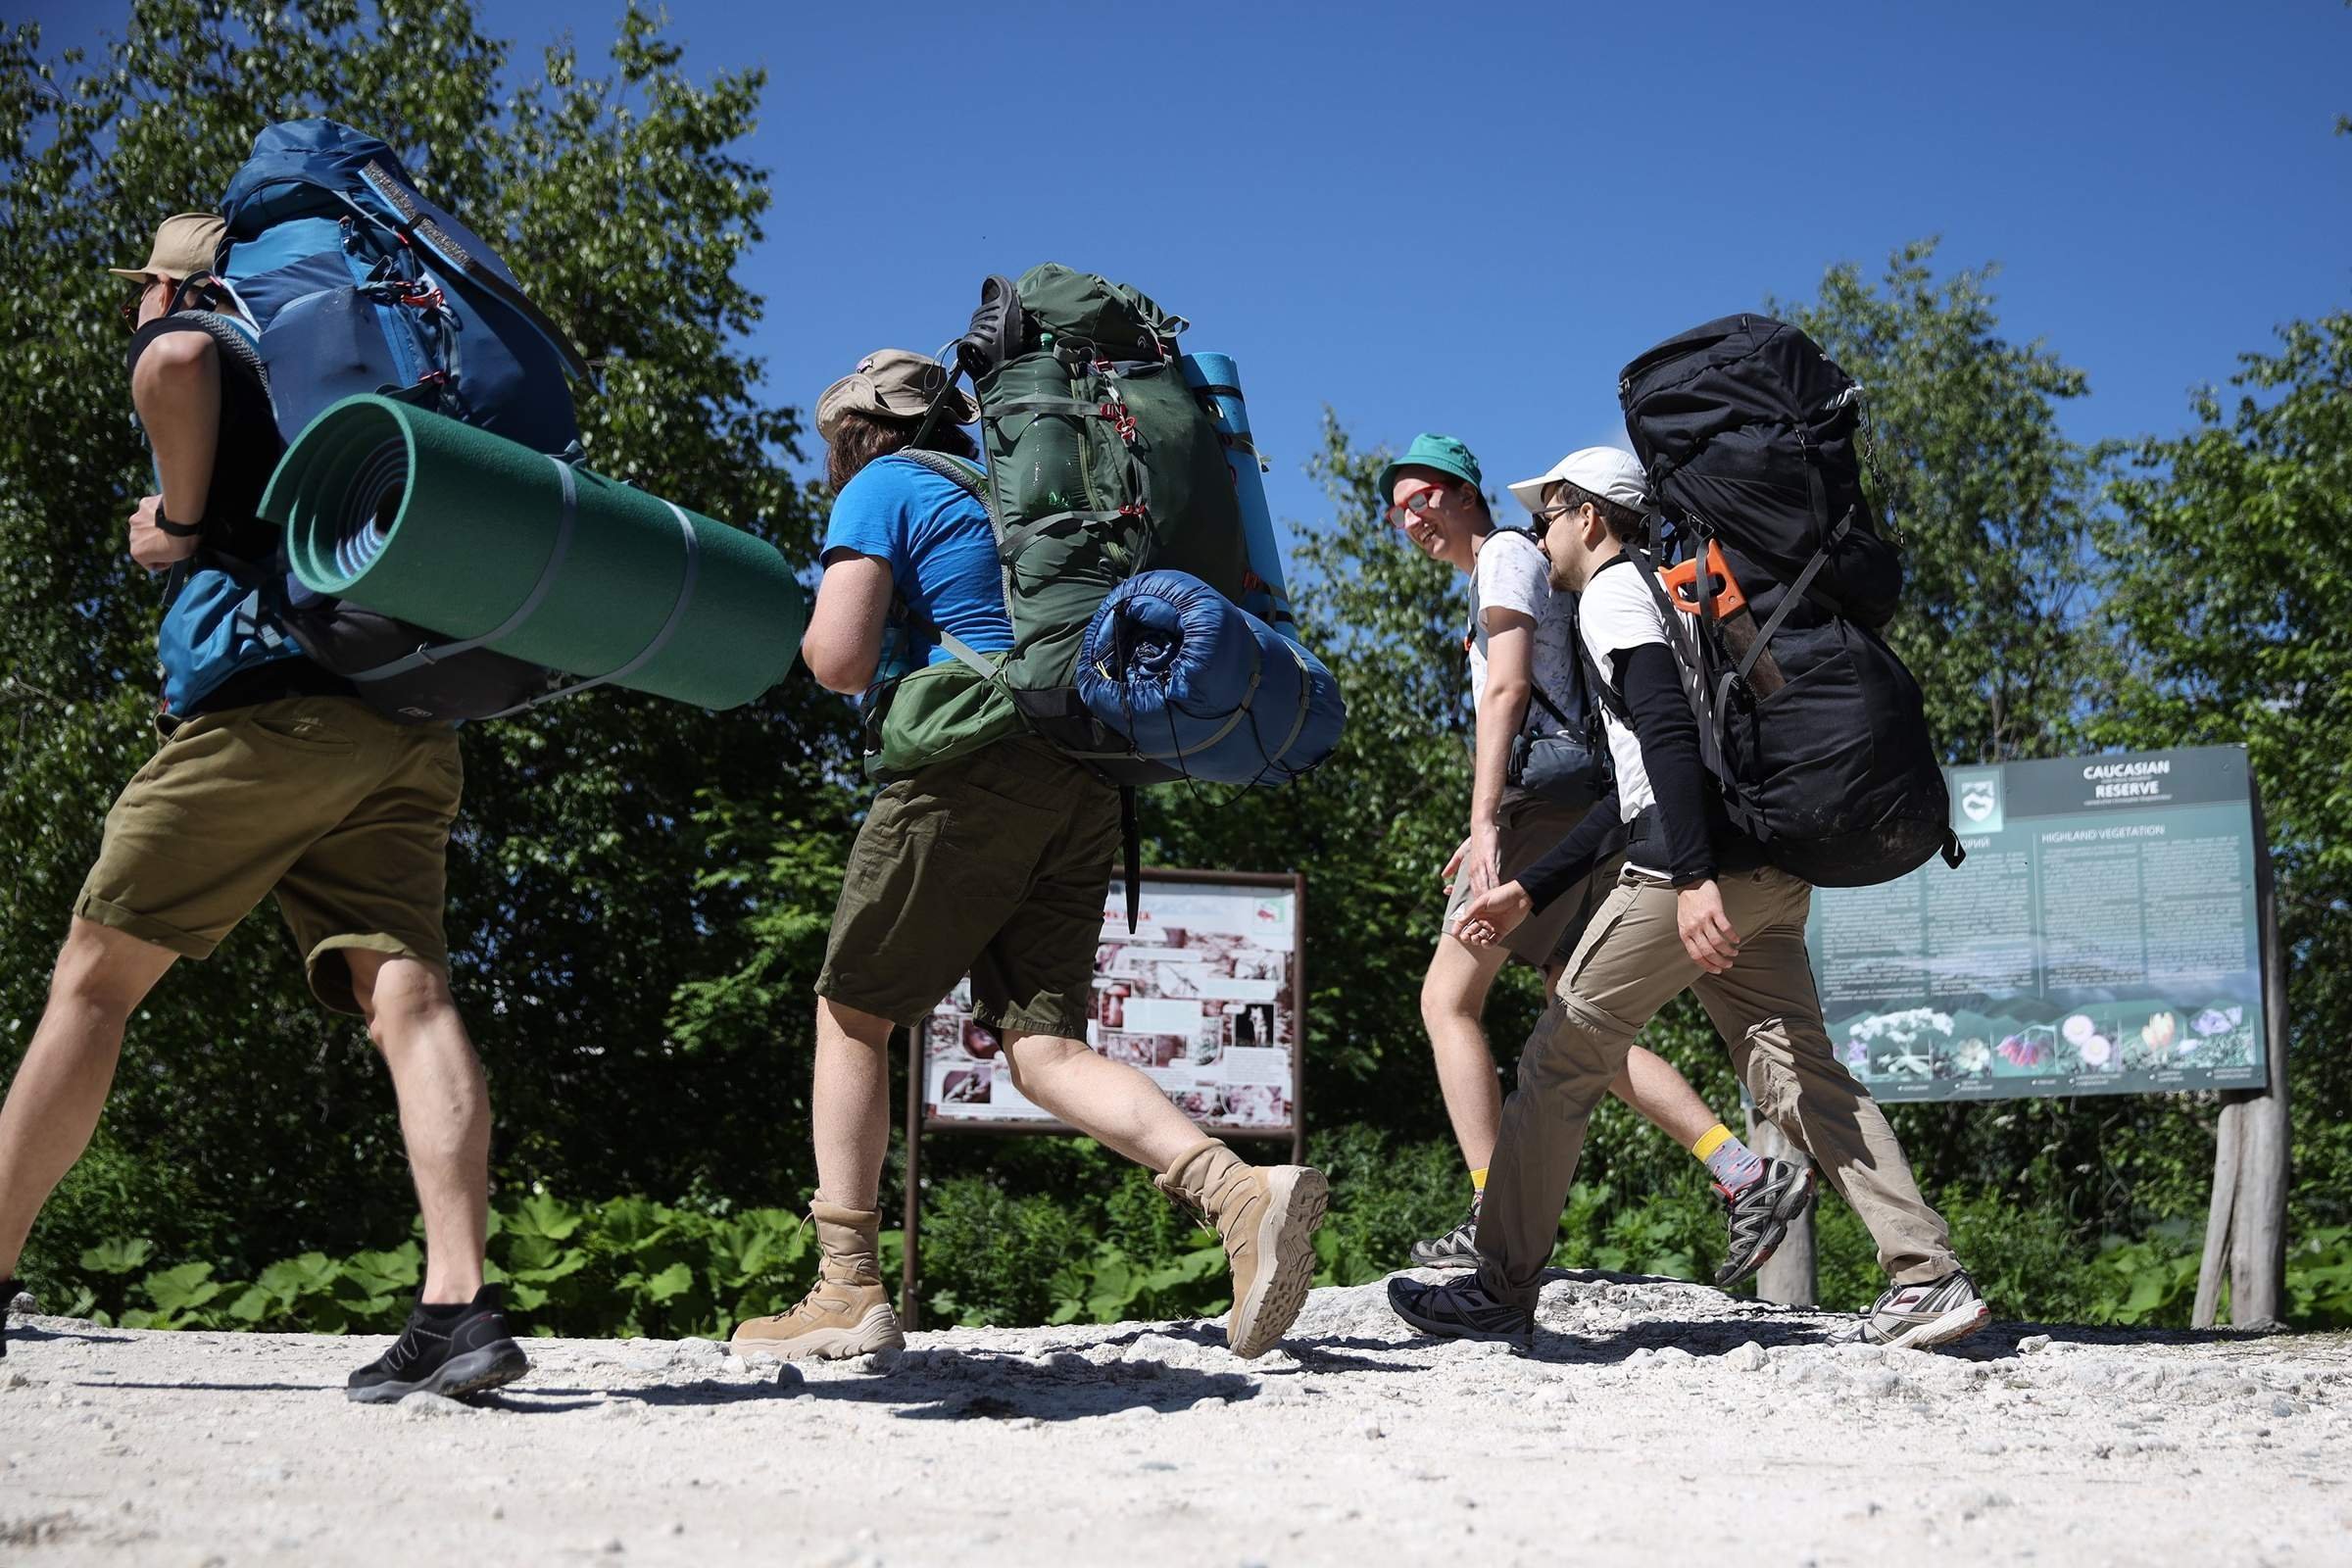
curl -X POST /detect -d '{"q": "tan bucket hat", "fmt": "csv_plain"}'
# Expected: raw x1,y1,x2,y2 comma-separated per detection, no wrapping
107,212,226,281
816,348,979,442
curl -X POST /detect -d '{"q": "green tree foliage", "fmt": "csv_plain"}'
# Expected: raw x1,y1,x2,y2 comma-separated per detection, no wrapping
2098,311,2352,1233
4,1,2343,1333
0,0,857,1289
1776,240,2111,763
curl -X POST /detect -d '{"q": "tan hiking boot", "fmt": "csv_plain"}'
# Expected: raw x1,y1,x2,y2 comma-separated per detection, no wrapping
1156,1139,1329,1358
729,1200,906,1360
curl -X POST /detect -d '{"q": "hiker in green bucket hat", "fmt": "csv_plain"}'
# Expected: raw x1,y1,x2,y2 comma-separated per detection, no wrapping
1382,434,1786,1286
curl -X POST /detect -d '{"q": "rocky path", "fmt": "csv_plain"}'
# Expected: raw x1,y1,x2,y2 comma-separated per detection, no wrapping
3,1272,2346,1566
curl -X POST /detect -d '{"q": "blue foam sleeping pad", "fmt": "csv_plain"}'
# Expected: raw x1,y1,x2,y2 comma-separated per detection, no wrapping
1179,352,1295,632
1077,570,1345,786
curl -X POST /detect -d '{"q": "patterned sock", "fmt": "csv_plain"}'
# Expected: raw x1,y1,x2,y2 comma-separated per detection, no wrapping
1692,1123,1765,1196
1468,1166,1489,1195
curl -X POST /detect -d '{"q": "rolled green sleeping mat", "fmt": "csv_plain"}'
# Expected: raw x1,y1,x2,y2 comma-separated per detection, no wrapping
263,394,806,710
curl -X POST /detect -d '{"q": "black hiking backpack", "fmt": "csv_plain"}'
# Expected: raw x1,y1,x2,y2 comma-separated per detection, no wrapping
1617,314,1961,887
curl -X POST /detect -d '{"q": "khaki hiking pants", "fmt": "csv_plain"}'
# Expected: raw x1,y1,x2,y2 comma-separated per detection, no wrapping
1475,864,1957,1310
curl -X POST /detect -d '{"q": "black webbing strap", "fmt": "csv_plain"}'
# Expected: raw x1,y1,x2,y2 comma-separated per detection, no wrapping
1629,528,1772,844
347,455,582,684
1120,787,1141,934
1733,514,1850,687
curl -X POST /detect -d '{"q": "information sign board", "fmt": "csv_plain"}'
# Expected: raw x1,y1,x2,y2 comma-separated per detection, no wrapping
919,871,1302,1137
1807,746,2267,1102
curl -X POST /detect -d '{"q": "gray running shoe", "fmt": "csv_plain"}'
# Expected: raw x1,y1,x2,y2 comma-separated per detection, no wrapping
1830,1268,1990,1350
1713,1157,1817,1289
1388,1273,1532,1348
1408,1198,1482,1270
1,1277,21,1359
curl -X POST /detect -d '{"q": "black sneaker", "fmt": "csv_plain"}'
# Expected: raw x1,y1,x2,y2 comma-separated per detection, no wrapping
1,1277,22,1359
1388,1273,1533,1347
1713,1156,1817,1289
1407,1197,1482,1269
347,1285,529,1403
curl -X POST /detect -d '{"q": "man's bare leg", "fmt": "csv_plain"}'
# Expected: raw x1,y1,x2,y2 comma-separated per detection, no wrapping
0,919,178,1282
347,952,488,1303
1427,937,1719,1175
810,997,896,1211
998,1030,1200,1172
1421,934,1516,1171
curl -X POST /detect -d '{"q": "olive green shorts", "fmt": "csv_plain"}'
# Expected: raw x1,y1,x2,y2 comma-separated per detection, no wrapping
74,696,462,1014
816,736,1118,1038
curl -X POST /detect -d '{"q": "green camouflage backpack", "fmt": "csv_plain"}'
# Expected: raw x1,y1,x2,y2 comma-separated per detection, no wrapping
864,265,1251,784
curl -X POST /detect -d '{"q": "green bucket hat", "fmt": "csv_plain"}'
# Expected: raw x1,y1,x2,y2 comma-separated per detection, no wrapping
1374,432,1483,512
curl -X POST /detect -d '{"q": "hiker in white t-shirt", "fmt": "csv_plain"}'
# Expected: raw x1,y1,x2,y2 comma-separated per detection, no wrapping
1379,433,1798,1286
1393,447,1984,1353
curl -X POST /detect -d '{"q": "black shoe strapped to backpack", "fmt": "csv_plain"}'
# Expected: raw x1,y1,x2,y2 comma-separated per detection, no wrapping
346,1284,529,1404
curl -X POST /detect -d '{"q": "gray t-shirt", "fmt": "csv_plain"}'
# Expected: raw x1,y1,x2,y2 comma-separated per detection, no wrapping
1466,529,1582,729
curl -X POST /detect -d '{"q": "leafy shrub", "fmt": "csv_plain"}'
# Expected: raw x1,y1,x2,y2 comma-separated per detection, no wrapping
27,1132,2352,1337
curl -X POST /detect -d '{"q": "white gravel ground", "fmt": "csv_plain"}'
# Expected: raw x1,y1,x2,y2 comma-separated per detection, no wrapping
3,1272,2347,1567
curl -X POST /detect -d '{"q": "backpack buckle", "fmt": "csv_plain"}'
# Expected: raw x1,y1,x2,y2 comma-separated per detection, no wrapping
1100,403,1139,444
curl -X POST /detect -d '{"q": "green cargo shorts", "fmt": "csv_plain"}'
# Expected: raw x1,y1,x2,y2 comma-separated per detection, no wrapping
816,735,1118,1038
74,696,461,1014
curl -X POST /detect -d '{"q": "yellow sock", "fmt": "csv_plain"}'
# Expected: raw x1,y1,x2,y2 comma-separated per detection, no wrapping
1468,1166,1489,1194
1690,1123,1734,1160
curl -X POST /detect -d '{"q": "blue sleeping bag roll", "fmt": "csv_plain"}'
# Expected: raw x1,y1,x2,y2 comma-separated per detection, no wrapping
1078,569,1345,786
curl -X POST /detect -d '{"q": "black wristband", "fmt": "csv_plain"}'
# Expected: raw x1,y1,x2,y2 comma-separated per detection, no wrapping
154,512,202,539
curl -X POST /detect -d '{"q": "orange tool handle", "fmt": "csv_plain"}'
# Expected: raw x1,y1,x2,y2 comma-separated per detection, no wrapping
1660,540,1747,619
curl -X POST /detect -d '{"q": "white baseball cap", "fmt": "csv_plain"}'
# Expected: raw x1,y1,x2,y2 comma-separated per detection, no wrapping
1507,446,1651,518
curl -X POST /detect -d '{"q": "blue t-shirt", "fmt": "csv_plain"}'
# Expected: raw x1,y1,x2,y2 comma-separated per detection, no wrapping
821,454,1013,682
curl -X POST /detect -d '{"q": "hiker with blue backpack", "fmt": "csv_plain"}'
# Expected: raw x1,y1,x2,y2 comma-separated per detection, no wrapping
1392,318,1988,1352
0,207,528,1399
1381,434,1811,1286
2,118,614,1396
733,306,1332,1362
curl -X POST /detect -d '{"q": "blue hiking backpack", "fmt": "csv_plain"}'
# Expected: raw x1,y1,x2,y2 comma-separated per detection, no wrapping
158,120,591,721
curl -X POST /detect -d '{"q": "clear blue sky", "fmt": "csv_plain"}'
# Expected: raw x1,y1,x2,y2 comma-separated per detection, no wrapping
30,0,2352,542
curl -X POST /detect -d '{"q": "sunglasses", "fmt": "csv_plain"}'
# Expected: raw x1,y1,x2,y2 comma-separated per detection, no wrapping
1386,484,1454,528
119,274,169,332
1531,499,1585,536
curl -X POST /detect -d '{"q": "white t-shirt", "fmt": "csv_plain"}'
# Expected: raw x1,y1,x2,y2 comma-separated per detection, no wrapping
1577,557,1673,825
1466,529,1582,726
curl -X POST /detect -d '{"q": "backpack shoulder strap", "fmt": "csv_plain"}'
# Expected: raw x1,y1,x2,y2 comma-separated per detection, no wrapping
863,449,1005,689
1472,525,1581,729
889,447,987,498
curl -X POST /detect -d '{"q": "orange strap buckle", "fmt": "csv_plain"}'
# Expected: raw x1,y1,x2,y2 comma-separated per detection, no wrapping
1660,540,1747,619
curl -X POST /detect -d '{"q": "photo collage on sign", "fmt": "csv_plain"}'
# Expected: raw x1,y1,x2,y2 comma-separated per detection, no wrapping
923,881,1298,1133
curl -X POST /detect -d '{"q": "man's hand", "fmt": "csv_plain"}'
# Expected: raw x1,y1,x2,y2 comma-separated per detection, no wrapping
1455,881,1533,948
127,493,196,571
1676,880,1740,973
1462,823,1502,902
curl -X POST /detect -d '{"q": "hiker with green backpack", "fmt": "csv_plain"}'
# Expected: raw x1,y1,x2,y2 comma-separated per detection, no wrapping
1381,434,1811,1286
733,314,1330,1362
